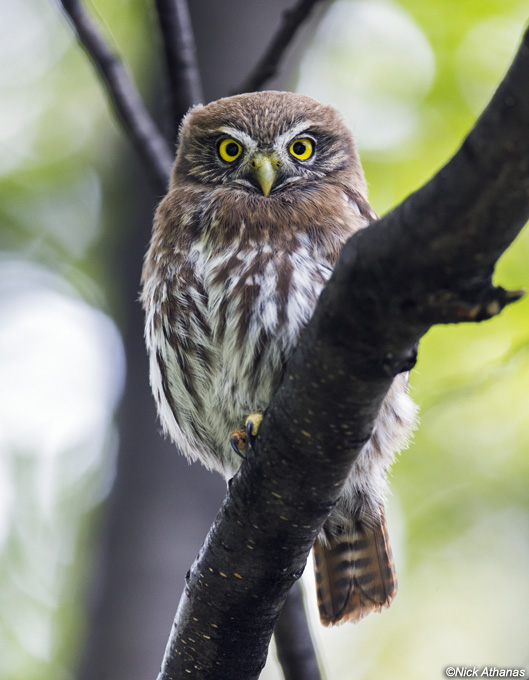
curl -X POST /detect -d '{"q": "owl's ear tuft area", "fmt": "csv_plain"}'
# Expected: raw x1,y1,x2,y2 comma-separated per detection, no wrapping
171,104,207,184
176,104,204,144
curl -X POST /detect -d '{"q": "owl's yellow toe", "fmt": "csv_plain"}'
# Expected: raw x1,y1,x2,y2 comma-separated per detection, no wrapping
245,413,263,445
230,413,263,458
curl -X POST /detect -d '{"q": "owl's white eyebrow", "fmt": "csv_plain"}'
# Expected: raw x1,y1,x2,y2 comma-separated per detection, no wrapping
217,126,256,150
274,121,313,149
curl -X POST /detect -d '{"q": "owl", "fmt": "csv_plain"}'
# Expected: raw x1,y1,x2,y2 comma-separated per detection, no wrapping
141,91,417,625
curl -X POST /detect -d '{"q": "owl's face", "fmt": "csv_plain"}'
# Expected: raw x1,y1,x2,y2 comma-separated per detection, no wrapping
172,91,366,199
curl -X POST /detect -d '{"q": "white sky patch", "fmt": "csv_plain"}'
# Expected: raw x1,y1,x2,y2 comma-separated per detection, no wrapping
0,260,125,543
0,265,124,456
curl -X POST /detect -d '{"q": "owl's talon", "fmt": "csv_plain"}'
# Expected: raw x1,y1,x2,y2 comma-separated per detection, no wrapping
245,413,263,449
230,429,247,459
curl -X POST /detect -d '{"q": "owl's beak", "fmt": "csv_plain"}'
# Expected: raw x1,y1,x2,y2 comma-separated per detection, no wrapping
251,153,280,197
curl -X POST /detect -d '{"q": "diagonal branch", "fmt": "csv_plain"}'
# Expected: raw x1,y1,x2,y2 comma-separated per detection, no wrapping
235,0,328,94
154,0,203,136
57,0,173,192
156,25,529,680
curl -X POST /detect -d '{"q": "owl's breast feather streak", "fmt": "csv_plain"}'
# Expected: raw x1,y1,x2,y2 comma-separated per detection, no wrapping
200,227,335,475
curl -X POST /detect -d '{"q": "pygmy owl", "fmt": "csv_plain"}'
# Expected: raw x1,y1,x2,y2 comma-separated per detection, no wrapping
141,91,417,625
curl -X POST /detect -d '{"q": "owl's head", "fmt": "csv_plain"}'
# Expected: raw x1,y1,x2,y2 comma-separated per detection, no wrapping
172,91,366,198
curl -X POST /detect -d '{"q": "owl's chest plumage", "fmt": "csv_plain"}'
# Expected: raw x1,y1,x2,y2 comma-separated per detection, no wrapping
144,185,365,476
178,234,332,475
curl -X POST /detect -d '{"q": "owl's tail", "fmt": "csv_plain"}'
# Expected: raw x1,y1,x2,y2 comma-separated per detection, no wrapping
313,510,397,626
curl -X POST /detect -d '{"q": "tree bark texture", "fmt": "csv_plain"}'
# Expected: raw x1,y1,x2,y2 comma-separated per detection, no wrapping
156,26,529,680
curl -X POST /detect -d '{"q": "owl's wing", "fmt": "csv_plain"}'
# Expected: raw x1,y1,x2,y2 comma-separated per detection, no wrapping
143,260,217,468
345,191,378,238
350,188,379,223
316,189,378,271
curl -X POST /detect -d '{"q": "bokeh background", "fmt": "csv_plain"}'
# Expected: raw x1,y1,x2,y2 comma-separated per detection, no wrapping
1,1,528,679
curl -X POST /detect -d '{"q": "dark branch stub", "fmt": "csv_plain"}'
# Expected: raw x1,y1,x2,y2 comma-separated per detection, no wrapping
154,0,203,137
235,0,328,94
58,0,173,192
156,26,529,680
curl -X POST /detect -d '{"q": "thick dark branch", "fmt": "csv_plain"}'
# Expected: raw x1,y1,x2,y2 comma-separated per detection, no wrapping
154,0,203,133
235,0,327,94
274,582,323,680
157,27,529,680
58,0,173,192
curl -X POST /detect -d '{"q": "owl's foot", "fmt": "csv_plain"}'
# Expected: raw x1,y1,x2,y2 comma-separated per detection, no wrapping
245,412,263,448
229,413,263,458
229,429,247,459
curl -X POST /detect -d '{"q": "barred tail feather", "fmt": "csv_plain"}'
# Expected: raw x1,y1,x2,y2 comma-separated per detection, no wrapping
313,512,397,626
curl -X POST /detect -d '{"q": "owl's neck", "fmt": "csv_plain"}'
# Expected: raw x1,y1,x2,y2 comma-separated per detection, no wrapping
195,180,370,250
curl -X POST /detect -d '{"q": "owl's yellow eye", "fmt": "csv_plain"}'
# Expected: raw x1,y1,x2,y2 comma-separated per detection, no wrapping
289,137,314,161
218,138,243,162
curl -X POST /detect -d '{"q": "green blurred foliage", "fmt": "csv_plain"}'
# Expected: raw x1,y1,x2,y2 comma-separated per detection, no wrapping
1,0,528,679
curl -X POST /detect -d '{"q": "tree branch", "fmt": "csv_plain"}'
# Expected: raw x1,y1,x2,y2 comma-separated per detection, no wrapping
156,25,529,680
235,0,327,94
57,0,173,192
154,0,203,135
274,582,323,680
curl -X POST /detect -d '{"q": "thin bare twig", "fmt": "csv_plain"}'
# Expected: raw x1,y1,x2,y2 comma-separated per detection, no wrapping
235,0,327,94
154,0,203,136
274,582,323,680
58,0,173,192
